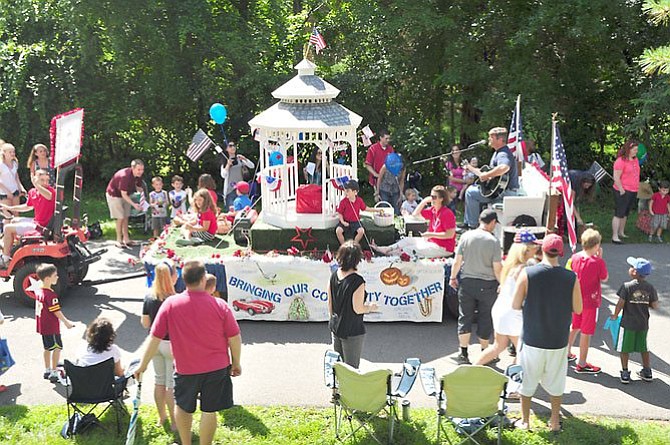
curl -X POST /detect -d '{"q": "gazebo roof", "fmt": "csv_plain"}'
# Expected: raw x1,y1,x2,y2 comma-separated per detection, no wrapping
271,59,340,101
248,101,362,130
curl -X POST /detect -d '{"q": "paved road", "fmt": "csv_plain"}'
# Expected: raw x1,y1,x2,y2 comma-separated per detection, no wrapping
0,240,668,421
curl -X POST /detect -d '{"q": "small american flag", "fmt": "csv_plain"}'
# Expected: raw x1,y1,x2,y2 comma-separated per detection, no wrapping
187,129,214,162
551,122,577,252
309,27,327,54
508,95,527,163
587,161,608,183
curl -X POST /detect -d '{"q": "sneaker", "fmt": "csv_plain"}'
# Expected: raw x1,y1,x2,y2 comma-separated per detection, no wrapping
48,370,60,383
455,354,471,365
637,368,653,382
507,343,517,357
575,363,601,374
620,369,631,384
567,353,577,363
648,235,653,242
43,369,52,380
656,236,663,244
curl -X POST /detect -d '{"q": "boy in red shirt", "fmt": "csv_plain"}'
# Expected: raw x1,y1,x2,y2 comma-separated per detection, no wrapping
335,180,383,245
35,263,75,383
567,229,608,373
648,180,670,243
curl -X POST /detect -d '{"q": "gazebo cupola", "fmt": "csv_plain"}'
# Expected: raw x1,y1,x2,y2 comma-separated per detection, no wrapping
249,59,362,229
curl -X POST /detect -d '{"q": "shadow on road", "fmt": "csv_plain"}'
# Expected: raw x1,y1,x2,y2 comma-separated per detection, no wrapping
0,384,23,406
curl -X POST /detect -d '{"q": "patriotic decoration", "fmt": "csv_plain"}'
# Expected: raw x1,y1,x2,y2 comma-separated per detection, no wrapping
187,129,214,162
508,95,528,163
322,246,333,263
550,121,577,253
291,226,317,250
587,161,608,183
263,175,282,192
330,175,351,191
50,108,84,168
362,125,374,138
309,27,327,54
361,134,372,147
138,192,150,212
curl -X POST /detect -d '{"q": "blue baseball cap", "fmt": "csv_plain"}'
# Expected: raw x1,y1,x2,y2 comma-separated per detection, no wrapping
627,257,652,276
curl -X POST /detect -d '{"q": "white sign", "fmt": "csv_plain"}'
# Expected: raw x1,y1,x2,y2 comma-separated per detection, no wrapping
54,109,84,167
224,256,445,322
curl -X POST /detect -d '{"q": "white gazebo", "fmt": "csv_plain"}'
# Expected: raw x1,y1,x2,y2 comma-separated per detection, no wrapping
249,59,363,229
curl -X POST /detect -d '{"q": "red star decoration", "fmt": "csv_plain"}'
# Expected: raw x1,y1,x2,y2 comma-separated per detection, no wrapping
291,226,317,250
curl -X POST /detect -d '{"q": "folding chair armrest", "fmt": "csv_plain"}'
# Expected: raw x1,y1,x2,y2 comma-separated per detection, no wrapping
391,358,421,398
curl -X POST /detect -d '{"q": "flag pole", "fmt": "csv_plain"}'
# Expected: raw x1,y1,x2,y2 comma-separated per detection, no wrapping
516,95,523,178
546,113,558,233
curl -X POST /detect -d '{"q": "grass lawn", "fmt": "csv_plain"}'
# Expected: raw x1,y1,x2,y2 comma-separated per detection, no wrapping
0,404,668,444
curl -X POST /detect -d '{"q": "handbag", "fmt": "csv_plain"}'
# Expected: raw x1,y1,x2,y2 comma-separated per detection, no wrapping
0,337,16,376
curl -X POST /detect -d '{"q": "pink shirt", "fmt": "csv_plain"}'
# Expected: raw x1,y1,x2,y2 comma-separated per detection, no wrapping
570,252,608,309
613,157,640,192
651,192,670,215
365,142,394,186
337,196,366,223
445,160,465,192
151,290,240,375
421,206,456,252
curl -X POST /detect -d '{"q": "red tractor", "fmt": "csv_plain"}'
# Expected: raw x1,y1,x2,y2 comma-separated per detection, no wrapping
0,163,106,306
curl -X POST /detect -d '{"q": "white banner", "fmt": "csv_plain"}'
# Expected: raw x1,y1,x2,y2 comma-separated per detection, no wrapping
224,256,445,322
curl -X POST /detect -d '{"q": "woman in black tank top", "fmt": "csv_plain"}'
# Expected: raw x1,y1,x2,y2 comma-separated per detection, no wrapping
327,241,379,368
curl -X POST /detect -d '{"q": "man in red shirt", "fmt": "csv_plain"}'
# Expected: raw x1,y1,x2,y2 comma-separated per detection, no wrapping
105,159,145,248
0,170,56,265
365,129,394,187
136,260,242,445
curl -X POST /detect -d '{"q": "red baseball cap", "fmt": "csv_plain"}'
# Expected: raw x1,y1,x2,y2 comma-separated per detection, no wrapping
541,234,564,256
235,181,250,194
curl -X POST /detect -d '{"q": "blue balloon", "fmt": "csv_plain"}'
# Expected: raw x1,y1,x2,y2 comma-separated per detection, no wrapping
385,153,403,176
209,103,228,124
269,151,284,166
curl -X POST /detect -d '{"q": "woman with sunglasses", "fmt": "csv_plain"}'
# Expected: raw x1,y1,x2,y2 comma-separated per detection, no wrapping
371,185,456,258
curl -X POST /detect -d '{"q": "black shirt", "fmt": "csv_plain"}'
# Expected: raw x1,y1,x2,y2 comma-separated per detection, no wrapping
329,271,366,338
522,264,575,349
617,279,658,331
142,294,169,340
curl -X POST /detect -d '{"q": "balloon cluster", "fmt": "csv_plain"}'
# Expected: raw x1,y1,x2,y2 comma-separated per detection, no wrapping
209,103,228,124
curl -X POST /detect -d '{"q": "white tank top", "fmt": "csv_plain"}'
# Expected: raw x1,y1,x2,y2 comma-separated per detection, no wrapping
0,161,19,193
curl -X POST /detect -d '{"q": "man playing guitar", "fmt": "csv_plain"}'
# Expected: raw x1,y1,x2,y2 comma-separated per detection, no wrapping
462,127,519,229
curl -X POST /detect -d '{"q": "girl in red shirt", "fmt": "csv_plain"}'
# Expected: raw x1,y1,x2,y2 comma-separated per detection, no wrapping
179,189,217,244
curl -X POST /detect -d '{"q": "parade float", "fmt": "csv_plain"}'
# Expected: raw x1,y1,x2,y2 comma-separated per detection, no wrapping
141,59,453,322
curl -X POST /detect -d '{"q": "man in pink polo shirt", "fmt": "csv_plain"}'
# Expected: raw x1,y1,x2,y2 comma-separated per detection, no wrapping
365,129,394,187
136,260,241,445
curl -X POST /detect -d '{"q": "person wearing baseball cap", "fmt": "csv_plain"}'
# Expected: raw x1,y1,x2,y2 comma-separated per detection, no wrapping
610,257,659,384
232,181,252,212
511,233,583,432
449,207,502,365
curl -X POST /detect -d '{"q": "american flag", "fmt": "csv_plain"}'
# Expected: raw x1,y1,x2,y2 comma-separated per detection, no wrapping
309,28,327,54
508,95,528,163
587,161,608,183
187,129,214,162
551,122,577,252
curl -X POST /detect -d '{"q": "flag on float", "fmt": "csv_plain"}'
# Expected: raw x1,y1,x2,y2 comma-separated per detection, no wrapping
330,175,350,191
587,161,608,183
187,129,214,161
362,125,375,139
138,192,150,213
309,27,327,54
550,121,577,252
263,175,282,192
361,134,372,147
508,95,527,162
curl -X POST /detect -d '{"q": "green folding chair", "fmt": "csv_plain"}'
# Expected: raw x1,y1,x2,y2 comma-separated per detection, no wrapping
331,362,398,444
421,365,508,445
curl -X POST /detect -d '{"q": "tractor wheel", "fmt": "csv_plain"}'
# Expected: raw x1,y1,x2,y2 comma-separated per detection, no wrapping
74,264,89,285
14,261,66,308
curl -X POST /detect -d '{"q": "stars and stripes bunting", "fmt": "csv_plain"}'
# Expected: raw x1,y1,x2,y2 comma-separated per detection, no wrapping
263,175,282,192
309,27,327,54
508,95,528,162
551,121,577,253
187,129,214,162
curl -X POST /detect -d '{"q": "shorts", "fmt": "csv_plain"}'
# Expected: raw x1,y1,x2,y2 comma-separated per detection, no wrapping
336,221,363,240
42,334,63,351
151,340,175,389
174,367,234,413
151,216,169,231
106,194,131,219
11,218,37,236
191,230,215,242
571,307,598,336
613,190,636,218
457,278,497,340
518,344,568,397
0,190,19,200
651,213,668,230
616,328,648,353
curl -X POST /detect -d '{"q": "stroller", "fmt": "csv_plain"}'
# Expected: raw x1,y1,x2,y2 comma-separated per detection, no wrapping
128,180,151,234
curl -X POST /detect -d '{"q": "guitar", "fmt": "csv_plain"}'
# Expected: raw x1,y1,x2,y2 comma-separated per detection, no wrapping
462,161,510,199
